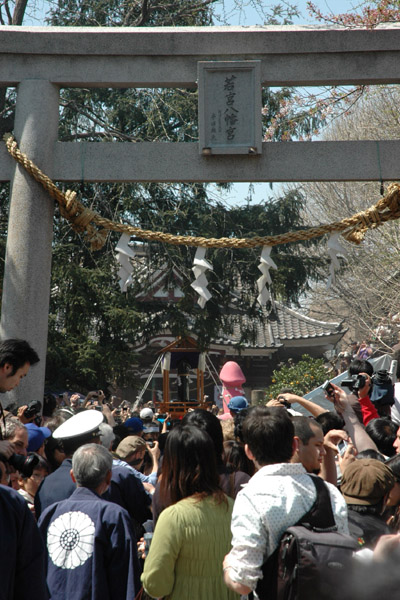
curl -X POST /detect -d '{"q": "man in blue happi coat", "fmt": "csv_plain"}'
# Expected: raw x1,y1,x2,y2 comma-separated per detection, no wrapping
38,443,141,600
35,410,152,535
35,410,104,517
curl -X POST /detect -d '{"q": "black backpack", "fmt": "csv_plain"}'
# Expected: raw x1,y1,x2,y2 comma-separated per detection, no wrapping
254,475,358,600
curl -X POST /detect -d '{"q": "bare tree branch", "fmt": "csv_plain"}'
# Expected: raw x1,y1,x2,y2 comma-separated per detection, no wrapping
298,85,400,346
12,0,28,24
4,0,12,24
130,0,149,27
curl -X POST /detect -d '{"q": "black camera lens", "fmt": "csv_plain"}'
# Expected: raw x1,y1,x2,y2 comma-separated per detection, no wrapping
373,370,391,384
7,453,39,478
353,374,367,390
341,374,367,393
24,400,42,419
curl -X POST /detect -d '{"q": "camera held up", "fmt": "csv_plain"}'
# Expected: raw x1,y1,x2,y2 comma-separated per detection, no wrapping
0,450,39,478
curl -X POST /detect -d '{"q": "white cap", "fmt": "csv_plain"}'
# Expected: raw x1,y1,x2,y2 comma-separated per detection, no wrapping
53,409,103,440
140,408,154,420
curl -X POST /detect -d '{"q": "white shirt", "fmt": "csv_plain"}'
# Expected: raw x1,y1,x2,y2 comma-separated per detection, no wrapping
17,487,34,509
226,462,349,591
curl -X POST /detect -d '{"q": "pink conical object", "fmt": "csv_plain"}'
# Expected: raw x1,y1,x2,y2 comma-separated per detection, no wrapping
219,361,246,385
219,362,246,414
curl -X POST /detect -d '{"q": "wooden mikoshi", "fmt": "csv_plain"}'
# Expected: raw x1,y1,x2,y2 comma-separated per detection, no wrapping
158,337,210,418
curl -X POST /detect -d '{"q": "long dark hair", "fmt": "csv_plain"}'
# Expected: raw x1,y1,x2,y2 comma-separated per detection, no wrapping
223,440,255,477
182,409,224,465
386,454,400,482
159,424,225,506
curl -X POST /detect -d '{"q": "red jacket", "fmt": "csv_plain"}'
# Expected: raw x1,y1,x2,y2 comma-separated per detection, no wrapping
358,395,379,425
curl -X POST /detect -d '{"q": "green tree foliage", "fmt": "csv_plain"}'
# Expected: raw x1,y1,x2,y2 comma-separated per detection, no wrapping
264,354,328,399
46,228,144,390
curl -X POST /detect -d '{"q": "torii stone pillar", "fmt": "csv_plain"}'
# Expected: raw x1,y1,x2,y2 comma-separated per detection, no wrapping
0,79,59,405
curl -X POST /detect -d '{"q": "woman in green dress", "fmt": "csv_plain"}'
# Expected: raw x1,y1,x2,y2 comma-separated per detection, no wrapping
141,424,239,600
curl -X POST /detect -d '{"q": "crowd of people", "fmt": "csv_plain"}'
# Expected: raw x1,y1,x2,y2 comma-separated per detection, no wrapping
336,330,400,374
3,338,400,599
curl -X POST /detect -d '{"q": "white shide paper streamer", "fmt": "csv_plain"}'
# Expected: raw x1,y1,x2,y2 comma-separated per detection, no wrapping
326,232,348,289
115,233,135,292
191,247,213,308
257,246,277,306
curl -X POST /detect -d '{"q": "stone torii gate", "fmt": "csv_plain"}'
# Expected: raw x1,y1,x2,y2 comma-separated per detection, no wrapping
1,24,400,403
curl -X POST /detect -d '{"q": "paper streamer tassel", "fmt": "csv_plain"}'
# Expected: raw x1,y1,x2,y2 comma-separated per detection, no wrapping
257,246,277,306
326,233,347,289
191,247,213,308
115,233,135,292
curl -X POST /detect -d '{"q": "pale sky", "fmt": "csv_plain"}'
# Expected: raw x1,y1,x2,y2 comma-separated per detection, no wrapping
221,0,360,26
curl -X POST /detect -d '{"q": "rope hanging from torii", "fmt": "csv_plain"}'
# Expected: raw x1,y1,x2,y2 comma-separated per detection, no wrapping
5,133,400,251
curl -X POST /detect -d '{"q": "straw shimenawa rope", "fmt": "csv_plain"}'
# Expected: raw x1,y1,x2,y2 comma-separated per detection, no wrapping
5,133,400,251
